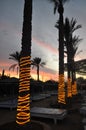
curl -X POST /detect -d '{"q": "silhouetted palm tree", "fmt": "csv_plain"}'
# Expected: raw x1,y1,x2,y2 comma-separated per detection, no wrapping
32,57,46,81
9,51,20,75
70,35,82,83
64,18,82,77
70,36,82,95
49,0,69,104
64,17,82,97
64,18,71,82
16,0,32,127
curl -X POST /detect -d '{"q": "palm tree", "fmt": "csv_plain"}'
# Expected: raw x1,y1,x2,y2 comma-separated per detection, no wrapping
63,18,72,97
49,0,69,104
70,35,82,95
31,57,46,81
16,0,32,127
9,51,20,75
64,17,82,96
64,17,82,97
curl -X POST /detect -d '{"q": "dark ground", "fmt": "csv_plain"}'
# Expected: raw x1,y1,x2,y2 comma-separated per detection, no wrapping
0,93,85,130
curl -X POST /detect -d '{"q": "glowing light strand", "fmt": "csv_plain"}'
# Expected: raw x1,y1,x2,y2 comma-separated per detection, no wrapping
72,81,78,95
67,78,72,97
58,74,66,104
16,56,31,125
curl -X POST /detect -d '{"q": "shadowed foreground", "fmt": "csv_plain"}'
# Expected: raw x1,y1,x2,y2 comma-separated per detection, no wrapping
0,93,85,130
0,121,43,130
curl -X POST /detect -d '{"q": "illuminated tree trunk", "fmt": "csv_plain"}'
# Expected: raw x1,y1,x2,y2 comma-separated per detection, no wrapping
71,59,78,95
67,53,72,97
16,0,32,127
58,2,65,104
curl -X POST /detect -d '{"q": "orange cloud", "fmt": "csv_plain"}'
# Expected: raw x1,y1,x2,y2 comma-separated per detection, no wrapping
32,37,58,54
31,68,58,82
0,56,58,81
0,64,58,81
0,61,19,78
0,69,19,78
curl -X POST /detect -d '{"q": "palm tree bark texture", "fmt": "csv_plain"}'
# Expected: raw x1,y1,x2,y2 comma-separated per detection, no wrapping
9,51,20,76
16,0,32,127
57,1,66,104
64,18,72,98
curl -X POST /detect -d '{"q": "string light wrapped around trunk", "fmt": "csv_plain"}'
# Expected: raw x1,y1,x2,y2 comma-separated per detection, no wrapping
16,56,31,125
58,74,66,104
72,81,78,95
67,78,72,97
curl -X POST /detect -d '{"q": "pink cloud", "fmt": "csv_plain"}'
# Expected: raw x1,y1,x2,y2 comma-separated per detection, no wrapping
32,37,58,54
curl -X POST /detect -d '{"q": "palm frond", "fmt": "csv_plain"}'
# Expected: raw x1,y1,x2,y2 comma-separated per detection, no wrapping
49,0,69,15
9,51,20,63
72,35,83,48
55,20,59,29
40,62,46,67
9,64,18,71
70,18,82,33
72,25,82,33
32,57,46,69
48,0,59,14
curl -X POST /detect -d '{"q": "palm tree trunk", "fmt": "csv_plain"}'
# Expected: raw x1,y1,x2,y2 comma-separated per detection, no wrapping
67,39,72,98
58,3,65,104
58,5,64,75
67,56,72,97
72,60,78,95
16,0,32,127
37,65,39,81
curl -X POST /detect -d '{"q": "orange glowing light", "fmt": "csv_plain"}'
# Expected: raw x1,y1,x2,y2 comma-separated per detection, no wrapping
72,81,78,95
58,74,66,104
16,56,31,125
67,78,72,97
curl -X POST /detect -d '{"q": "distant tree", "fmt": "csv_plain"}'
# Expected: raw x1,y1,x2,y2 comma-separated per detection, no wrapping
32,57,46,81
9,51,20,75
2,69,5,77
0,69,9,79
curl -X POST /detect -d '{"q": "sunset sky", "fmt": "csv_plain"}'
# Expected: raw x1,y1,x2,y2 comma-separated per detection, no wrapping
0,0,86,81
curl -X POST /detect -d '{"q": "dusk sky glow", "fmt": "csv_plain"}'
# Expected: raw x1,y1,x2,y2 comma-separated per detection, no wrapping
0,0,86,81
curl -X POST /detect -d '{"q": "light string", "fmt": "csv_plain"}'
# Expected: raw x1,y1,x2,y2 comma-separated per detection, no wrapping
72,81,77,95
67,78,72,97
16,56,31,125
58,74,66,104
